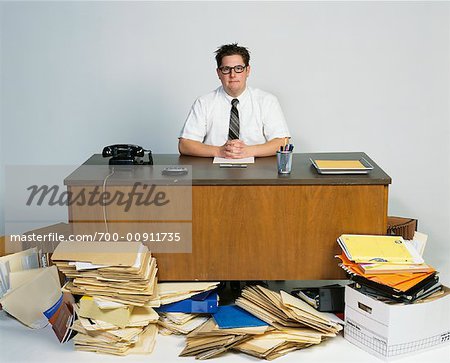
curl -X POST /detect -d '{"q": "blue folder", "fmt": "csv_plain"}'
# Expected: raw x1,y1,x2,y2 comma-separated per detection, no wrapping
212,305,268,329
157,290,219,313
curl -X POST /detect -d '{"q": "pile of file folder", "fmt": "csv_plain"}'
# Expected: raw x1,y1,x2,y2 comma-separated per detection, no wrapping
71,298,159,354
51,241,160,355
51,241,158,306
156,281,219,306
0,247,74,342
156,282,220,336
158,312,209,336
179,285,343,360
336,233,442,303
180,304,271,359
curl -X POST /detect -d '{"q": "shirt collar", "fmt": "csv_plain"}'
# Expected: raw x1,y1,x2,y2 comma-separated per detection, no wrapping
220,86,249,104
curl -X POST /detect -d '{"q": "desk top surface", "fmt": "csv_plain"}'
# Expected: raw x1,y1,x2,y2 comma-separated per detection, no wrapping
65,152,391,186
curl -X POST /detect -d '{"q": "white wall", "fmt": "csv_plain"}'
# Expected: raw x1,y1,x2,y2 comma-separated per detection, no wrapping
1,2,449,280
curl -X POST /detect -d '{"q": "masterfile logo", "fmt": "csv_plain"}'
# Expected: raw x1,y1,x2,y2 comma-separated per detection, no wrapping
26,182,170,212
4,165,193,254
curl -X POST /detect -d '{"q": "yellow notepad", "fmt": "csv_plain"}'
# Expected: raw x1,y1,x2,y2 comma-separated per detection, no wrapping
314,160,365,169
338,234,424,264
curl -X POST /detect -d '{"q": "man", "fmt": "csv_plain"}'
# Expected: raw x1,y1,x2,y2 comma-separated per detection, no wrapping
179,43,290,158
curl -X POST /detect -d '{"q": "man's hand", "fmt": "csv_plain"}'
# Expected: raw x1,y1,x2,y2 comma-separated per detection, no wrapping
220,140,252,159
179,137,288,158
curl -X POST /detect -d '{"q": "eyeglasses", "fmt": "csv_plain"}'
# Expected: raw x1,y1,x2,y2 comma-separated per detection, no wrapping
218,65,247,75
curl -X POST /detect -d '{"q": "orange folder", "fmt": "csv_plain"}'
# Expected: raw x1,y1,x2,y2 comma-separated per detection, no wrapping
336,254,435,293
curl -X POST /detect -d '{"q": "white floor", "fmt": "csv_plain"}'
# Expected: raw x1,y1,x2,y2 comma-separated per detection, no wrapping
1,310,449,363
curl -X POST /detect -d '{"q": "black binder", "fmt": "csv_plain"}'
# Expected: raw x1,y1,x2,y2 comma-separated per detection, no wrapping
351,273,440,303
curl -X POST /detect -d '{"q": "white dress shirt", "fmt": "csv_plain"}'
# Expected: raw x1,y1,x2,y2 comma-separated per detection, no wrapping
179,86,290,146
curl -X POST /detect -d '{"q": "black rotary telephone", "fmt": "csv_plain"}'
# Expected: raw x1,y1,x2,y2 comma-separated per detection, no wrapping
102,144,153,165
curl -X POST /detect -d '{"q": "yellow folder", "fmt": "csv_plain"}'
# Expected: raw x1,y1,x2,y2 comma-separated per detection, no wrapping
338,234,424,264
314,160,365,169
79,295,134,328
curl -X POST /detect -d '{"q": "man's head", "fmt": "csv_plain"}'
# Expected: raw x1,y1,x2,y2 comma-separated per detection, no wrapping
215,43,251,98
215,43,250,68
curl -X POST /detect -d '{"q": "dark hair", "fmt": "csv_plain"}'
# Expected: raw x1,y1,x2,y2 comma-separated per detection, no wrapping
215,43,250,68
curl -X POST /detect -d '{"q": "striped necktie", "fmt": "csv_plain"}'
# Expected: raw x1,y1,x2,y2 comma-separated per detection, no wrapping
228,98,239,140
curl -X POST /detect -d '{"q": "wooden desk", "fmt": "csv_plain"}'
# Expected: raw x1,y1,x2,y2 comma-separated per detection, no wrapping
65,152,391,281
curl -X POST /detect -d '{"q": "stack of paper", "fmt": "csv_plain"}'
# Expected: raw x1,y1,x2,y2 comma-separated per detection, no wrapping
336,233,442,303
0,248,74,342
213,156,255,164
234,329,322,360
156,282,220,305
337,253,440,303
155,283,220,336
232,286,342,359
158,313,209,335
78,296,134,328
0,265,62,328
179,306,271,359
310,158,373,174
71,303,159,355
236,286,341,334
51,242,158,306
337,234,425,265
0,247,40,298
179,287,342,360
355,232,432,274
50,241,161,354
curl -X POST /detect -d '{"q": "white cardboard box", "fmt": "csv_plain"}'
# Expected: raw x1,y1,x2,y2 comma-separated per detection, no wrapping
344,285,450,360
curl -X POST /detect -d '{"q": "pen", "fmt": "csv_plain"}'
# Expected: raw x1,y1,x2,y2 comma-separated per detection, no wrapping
219,164,248,168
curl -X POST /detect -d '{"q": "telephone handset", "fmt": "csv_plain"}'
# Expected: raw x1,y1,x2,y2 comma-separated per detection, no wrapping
102,144,153,165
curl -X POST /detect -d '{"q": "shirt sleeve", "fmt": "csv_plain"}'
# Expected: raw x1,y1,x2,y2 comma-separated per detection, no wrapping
261,95,291,141
179,99,207,142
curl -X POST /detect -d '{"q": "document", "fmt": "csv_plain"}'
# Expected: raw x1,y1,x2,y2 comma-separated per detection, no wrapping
310,158,373,174
359,262,434,275
336,253,437,294
157,281,220,305
0,247,39,297
338,234,424,264
73,320,157,355
213,156,254,164
179,317,261,359
158,313,208,335
53,242,158,306
72,302,158,355
180,285,343,360
411,231,428,256
234,330,321,360
235,285,342,335
51,241,147,267
280,290,338,325
314,160,365,169
0,266,62,328
79,295,134,328
75,304,158,330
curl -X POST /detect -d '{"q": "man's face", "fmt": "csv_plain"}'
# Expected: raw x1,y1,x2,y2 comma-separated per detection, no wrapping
217,55,251,98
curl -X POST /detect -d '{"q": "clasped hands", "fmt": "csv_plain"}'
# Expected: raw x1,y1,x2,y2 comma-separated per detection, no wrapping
220,139,252,159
